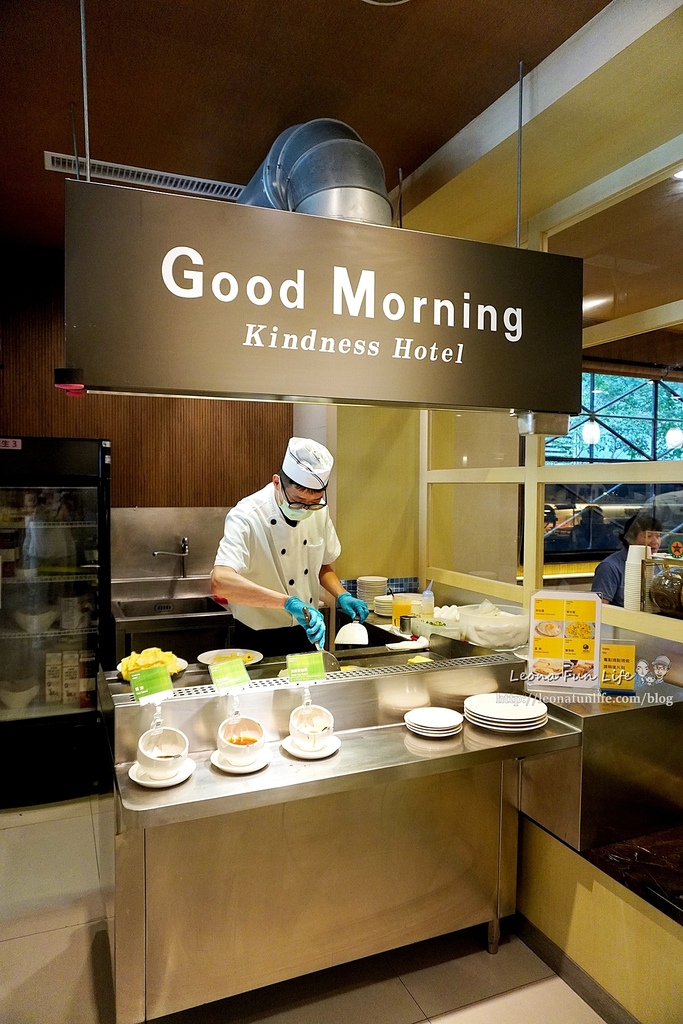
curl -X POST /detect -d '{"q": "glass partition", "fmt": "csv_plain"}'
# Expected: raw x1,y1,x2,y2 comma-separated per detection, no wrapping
429,482,521,585
429,409,520,471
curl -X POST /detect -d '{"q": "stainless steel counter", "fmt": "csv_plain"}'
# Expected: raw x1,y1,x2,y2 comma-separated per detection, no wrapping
515,673,683,850
102,647,581,831
99,647,583,1024
114,714,579,830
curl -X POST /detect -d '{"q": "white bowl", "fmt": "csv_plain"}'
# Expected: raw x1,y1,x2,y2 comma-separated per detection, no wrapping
217,716,265,766
13,608,59,634
289,704,334,751
136,727,189,780
0,683,40,710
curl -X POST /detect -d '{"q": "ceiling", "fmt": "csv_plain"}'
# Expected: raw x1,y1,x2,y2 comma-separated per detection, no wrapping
1,0,612,251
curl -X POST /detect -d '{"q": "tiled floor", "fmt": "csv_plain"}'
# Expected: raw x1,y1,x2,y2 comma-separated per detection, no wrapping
0,797,608,1024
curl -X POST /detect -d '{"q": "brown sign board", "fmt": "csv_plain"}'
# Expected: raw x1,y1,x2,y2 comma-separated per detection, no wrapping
65,180,583,412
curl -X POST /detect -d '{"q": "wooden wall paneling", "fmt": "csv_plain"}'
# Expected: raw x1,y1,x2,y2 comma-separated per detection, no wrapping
0,248,293,506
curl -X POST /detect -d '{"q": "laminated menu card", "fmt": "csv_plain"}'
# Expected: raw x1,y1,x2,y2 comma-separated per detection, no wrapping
527,590,601,687
129,663,173,704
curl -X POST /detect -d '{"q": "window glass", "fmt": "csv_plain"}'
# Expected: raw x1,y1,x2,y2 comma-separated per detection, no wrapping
543,482,683,563
546,372,683,463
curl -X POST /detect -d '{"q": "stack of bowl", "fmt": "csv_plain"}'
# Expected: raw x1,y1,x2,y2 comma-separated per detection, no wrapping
356,575,388,603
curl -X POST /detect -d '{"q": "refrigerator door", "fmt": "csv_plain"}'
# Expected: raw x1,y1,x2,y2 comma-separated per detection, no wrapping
0,437,112,806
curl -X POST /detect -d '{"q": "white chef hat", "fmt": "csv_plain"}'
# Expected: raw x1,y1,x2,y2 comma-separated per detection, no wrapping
282,437,333,490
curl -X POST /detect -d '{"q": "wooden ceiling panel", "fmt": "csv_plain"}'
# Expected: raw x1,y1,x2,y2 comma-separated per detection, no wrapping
0,0,611,250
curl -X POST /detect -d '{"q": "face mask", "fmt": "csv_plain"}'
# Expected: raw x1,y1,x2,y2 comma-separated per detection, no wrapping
279,500,315,522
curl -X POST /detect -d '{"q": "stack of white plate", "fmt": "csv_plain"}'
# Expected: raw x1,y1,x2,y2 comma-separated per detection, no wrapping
404,706,464,738
357,575,388,602
463,693,548,732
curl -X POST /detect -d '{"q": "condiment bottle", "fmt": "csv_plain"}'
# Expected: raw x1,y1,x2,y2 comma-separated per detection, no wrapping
420,582,434,619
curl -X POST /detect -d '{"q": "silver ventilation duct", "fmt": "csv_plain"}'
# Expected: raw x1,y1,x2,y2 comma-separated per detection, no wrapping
237,118,393,226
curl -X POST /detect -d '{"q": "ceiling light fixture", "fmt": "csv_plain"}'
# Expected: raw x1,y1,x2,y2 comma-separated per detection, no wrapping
581,419,601,445
665,426,683,449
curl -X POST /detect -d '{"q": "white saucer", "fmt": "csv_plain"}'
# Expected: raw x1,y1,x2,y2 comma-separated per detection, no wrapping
210,748,271,774
281,734,341,760
128,757,196,788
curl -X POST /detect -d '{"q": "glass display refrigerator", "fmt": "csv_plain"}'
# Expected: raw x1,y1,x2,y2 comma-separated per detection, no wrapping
0,437,113,807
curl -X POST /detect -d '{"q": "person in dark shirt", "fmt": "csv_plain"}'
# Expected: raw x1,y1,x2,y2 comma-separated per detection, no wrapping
591,514,662,606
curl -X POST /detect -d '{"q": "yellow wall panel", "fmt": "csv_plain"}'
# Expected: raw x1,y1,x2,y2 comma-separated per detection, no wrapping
518,817,683,1024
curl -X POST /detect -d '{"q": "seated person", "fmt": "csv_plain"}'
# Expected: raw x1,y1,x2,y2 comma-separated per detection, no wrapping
591,514,662,606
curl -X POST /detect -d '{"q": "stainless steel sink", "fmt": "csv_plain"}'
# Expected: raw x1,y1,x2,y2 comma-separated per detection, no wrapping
111,586,233,665
114,596,227,618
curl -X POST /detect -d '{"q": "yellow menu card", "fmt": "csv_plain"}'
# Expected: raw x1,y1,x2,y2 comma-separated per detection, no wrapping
528,590,601,687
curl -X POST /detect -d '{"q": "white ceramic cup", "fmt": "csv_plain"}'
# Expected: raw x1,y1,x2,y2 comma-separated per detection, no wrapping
288,704,334,751
217,716,265,766
136,727,188,780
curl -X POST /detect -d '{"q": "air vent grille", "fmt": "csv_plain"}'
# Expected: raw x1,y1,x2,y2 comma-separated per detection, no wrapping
44,151,244,201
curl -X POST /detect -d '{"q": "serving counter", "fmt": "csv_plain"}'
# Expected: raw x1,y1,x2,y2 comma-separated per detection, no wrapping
98,640,581,1024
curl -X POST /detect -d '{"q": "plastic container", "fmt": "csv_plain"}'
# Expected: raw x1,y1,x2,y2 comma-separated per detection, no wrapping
458,602,529,650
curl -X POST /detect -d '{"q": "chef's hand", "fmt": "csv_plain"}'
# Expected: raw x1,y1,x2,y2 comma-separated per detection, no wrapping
284,596,326,647
337,592,369,622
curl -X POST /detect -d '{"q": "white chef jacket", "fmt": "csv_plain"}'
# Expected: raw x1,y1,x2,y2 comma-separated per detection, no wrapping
214,482,342,630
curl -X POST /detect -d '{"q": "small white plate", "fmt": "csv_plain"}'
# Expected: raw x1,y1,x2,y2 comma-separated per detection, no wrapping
281,734,341,760
210,748,271,774
405,707,463,731
128,757,196,788
197,648,263,667
118,658,188,678
406,724,463,739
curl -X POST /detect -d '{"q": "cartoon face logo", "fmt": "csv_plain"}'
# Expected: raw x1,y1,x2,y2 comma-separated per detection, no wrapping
651,655,671,682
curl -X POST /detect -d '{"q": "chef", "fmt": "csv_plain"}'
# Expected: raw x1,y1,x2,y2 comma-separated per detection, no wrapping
211,437,369,656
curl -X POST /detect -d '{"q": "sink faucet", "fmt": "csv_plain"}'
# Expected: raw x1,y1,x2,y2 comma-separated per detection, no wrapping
152,537,189,577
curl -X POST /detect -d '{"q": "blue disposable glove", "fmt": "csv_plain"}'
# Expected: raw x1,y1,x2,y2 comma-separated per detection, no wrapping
284,596,326,647
337,592,369,622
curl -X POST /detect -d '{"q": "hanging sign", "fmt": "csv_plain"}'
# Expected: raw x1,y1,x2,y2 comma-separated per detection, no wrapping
527,590,601,687
64,180,583,412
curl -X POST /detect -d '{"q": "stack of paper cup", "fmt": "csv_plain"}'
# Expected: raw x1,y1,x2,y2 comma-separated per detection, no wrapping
623,545,649,611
